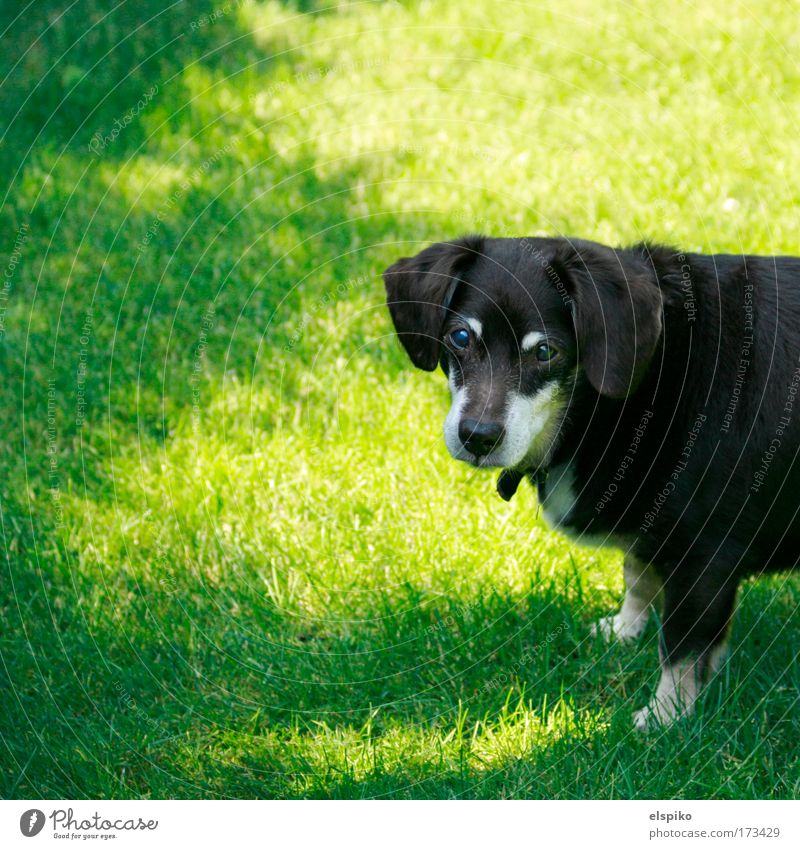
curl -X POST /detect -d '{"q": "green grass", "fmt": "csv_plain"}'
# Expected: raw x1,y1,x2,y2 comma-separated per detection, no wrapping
1,0,799,799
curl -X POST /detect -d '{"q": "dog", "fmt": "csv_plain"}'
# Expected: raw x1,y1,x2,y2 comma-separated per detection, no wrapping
384,234,800,729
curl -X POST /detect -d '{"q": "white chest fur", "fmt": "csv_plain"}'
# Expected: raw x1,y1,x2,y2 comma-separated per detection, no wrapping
540,462,577,529
539,462,634,550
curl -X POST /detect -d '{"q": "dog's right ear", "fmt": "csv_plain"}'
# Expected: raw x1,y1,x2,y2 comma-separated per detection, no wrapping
383,235,484,370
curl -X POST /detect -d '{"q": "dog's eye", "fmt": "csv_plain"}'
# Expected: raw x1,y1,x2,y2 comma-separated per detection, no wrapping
535,342,557,362
449,328,471,350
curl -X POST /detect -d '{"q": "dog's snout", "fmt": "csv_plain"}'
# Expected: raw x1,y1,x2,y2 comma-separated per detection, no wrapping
459,418,505,457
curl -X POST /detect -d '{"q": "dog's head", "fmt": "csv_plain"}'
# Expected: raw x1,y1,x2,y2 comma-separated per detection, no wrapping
384,235,662,470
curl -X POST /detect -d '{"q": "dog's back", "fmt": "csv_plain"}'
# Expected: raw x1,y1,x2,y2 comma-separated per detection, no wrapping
634,247,800,574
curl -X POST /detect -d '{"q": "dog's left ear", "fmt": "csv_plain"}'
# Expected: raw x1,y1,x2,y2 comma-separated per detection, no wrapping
383,235,483,370
555,240,663,398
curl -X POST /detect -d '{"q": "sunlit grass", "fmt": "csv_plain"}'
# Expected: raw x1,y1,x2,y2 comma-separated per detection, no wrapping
1,0,798,799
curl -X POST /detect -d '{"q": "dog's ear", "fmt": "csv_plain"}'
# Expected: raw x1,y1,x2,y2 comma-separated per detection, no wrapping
555,240,662,398
383,236,483,370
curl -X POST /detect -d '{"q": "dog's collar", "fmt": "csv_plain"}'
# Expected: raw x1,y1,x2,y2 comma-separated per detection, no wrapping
497,467,548,501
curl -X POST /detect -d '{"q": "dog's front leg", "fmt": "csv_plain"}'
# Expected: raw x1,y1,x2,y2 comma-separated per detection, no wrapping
591,554,662,642
633,573,738,731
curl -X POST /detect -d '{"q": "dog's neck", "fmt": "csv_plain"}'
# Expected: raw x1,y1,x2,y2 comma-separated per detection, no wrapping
495,249,694,504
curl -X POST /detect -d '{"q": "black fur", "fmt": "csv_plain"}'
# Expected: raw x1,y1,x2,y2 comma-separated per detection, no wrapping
384,235,800,673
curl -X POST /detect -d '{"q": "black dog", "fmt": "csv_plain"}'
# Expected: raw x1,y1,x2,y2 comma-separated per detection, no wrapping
384,235,800,729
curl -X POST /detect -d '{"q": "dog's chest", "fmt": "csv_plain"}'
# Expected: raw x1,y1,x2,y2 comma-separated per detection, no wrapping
539,462,578,529
538,462,603,544
537,461,636,550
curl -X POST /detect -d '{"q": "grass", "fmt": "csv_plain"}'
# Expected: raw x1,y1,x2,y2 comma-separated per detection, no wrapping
0,0,798,799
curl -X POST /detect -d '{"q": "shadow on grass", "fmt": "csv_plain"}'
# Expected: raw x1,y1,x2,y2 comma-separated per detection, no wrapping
0,0,340,169
3,480,798,799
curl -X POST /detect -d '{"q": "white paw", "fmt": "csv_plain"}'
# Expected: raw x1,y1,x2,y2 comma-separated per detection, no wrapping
633,689,693,732
633,705,658,732
590,613,646,643
633,699,680,732
633,706,650,731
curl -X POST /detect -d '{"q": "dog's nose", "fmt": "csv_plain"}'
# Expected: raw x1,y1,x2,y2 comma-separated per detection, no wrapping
459,418,505,457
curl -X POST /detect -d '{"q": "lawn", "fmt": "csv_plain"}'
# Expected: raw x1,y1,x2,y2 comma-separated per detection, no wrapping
1,0,798,799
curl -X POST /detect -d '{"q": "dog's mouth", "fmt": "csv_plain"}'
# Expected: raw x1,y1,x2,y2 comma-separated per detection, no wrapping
456,450,510,469
455,445,549,472
445,424,561,474
444,381,567,472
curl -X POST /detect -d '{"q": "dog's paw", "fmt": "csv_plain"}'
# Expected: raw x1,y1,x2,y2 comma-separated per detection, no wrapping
633,702,676,732
590,613,646,643
633,706,655,732
634,656,706,731
633,696,686,732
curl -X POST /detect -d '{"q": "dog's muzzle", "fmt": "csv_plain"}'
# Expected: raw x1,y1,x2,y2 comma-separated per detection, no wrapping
458,418,505,458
